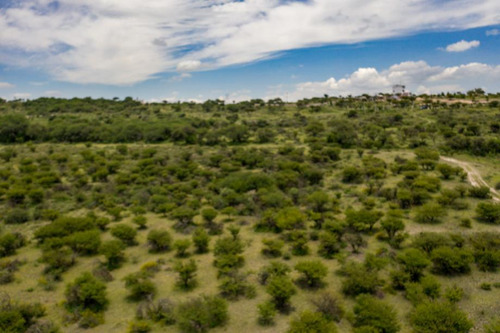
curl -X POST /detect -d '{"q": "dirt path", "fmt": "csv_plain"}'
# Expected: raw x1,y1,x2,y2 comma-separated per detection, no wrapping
441,156,500,202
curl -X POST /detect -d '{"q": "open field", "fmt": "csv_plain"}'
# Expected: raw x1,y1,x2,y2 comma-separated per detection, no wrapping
0,97,499,333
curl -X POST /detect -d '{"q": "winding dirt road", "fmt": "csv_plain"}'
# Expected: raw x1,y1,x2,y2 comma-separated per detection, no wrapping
441,156,500,202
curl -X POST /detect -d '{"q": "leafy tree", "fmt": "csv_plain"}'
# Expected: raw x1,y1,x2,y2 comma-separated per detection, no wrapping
415,203,446,224
342,166,363,183
173,259,197,290
192,228,210,254
0,232,26,258
275,207,306,231
287,311,337,333
258,261,291,285
410,301,472,333
397,248,430,281
132,215,147,229
257,302,276,326
431,247,473,275
171,206,197,231
266,276,296,311
176,295,228,333
346,208,383,232
65,230,101,255
174,239,191,258
411,232,451,254
65,272,108,313
261,238,284,258
99,240,126,269
380,212,405,242
0,114,29,143
476,202,500,224
124,272,157,301
352,295,400,333
318,231,342,259
341,262,382,296
147,229,172,253
218,271,256,300
110,224,137,246
294,260,328,288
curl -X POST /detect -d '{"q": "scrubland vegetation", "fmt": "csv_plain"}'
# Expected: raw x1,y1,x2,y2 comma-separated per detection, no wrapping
0,93,499,332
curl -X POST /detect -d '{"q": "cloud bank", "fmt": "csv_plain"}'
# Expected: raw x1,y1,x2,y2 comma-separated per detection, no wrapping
1,0,500,85
285,61,500,100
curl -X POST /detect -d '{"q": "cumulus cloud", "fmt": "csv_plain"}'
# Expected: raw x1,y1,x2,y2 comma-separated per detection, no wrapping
445,40,480,52
1,0,500,84
284,61,500,100
0,82,15,88
486,29,500,36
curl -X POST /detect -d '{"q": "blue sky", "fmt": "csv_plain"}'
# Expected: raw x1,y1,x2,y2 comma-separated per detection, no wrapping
1,0,500,101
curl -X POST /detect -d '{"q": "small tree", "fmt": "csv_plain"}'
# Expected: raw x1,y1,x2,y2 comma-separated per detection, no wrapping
353,295,400,333
294,260,328,288
65,272,108,313
176,295,228,333
99,240,125,269
410,301,472,333
174,239,191,258
287,311,337,333
173,259,197,290
132,215,147,229
415,203,446,224
192,228,210,254
257,302,276,326
124,272,157,301
476,202,500,224
261,238,284,258
147,229,172,253
397,248,430,281
110,224,137,246
266,276,296,311
341,262,382,297
431,247,473,275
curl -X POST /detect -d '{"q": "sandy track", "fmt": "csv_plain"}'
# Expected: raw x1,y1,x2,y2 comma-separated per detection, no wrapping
441,156,500,202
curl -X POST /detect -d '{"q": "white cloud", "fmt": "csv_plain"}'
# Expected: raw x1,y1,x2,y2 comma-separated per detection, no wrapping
176,60,202,72
283,61,500,100
0,82,15,88
12,92,31,99
170,73,192,82
486,29,500,36
445,40,480,52
0,0,499,85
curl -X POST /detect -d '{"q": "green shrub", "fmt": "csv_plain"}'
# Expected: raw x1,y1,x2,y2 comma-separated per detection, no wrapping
257,301,276,326
110,224,137,246
287,310,337,333
266,276,296,311
294,260,328,288
476,202,500,224
99,240,125,269
352,295,400,333
65,272,108,313
4,209,30,224
124,272,157,301
431,247,473,275
410,301,472,333
340,262,382,296
173,259,197,290
147,229,172,253
176,295,228,333
192,228,210,254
